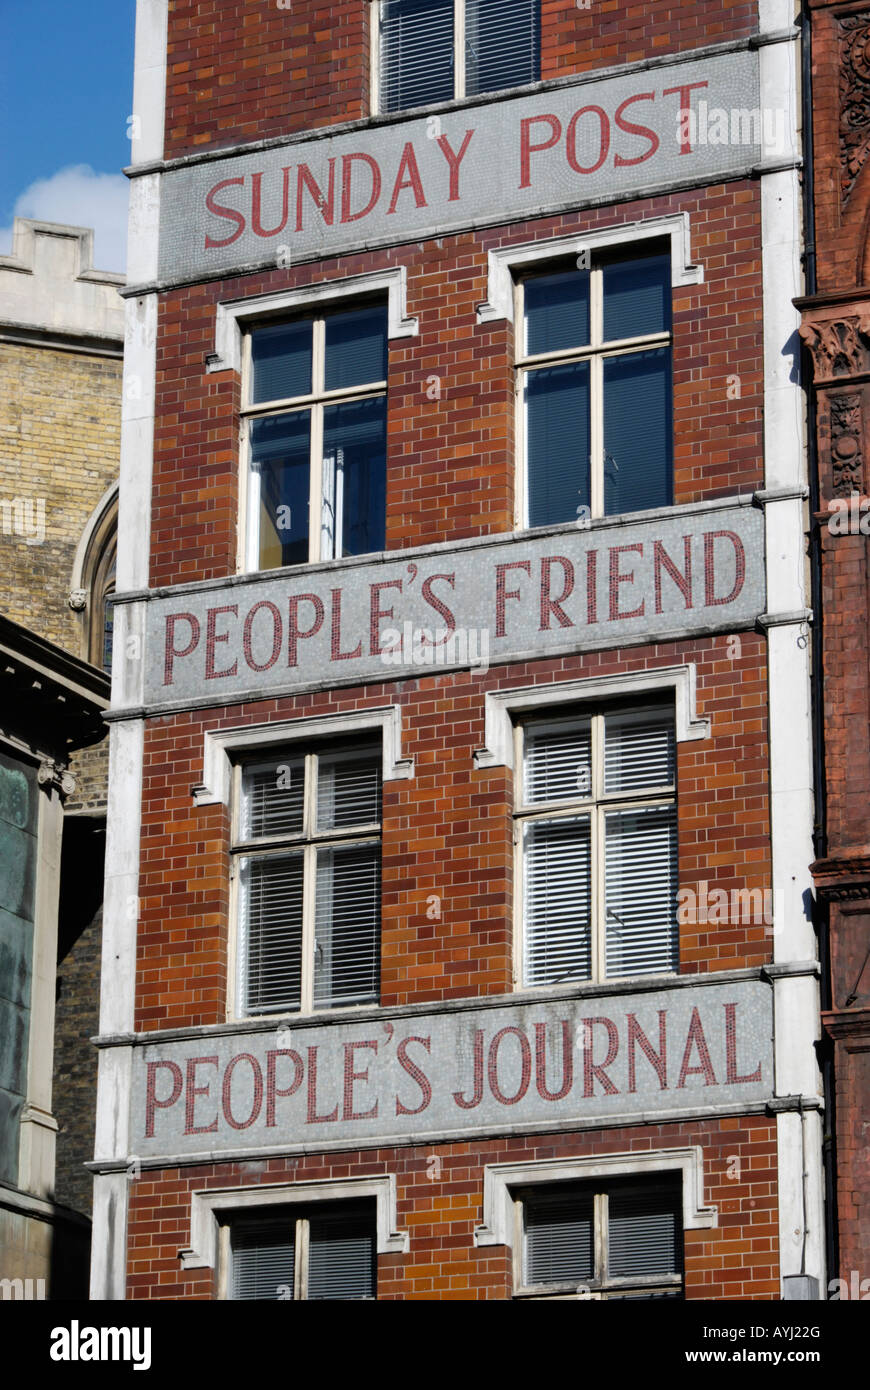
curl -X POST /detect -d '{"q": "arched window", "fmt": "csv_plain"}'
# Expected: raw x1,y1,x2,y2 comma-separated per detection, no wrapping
70,485,118,674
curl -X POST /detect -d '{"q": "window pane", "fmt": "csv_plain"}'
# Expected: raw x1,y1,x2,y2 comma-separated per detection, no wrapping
324,307,388,391
524,270,590,356
604,708,675,794
524,817,591,986
232,1218,295,1300
603,349,672,516
322,398,387,559
251,321,312,403
466,0,540,96
308,1203,376,1299
381,0,454,112
524,1187,594,1285
251,411,311,569
241,757,305,840
608,1180,682,1279
602,253,671,342
604,807,677,978
241,852,304,1013
526,361,590,527
103,593,115,673
317,749,382,832
524,719,592,804
314,845,381,1008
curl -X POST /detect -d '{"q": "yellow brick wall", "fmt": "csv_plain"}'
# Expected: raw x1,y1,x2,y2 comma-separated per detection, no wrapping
0,340,121,653
0,339,121,810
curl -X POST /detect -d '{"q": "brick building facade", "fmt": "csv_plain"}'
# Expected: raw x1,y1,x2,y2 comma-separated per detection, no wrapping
93,0,825,1300
798,0,870,1294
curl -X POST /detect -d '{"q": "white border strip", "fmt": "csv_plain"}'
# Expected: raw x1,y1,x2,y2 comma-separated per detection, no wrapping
474,664,709,770
181,1176,409,1269
477,213,702,325
474,1147,716,1248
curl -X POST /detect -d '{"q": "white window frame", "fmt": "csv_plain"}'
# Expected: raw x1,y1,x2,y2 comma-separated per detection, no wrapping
371,0,541,115
512,700,677,989
203,271,417,576
514,249,673,525
240,303,388,571
514,1175,686,1300
221,1197,378,1301
230,737,383,1020
473,666,709,773
473,1150,717,1288
190,709,413,1024
180,1176,409,1279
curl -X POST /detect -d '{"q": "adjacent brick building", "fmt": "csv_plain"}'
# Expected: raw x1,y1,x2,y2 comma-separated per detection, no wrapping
93,0,825,1300
0,219,122,1295
798,0,870,1296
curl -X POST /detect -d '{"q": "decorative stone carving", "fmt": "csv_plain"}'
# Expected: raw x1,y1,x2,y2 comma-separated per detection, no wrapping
840,14,870,204
37,759,76,798
829,392,865,497
799,315,870,381
67,588,88,612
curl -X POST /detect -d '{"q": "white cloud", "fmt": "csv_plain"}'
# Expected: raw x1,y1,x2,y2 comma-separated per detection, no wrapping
0,164,129,273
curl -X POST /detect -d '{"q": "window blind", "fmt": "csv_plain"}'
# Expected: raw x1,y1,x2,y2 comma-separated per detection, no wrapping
307,1204,377,1299
314,845,381,1007
316,749,382,830
231,1218,295,1300
251,321,312,405
526,361,591,527
380,0,454,112
604,806,678,977
608,1181,682,1279
241,852,304,1012
524,1187,595,1285
466,0,540,96
604,708,675,793
603,348,672,516
523,816,592,986
241,758,305,840
524,719,592,804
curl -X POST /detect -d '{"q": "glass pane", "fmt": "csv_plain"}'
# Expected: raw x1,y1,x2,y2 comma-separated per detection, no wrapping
608,1180,682,1279
322,398,386,559
523,817,591,986
524,271,590,356
241,852,304,1013
526,361,590,527
317,748,382,831
241,757,305,839
524,1187,594,1286
524,719,592,804
325,307,388,391
314,844,381,1008
602,253,671,342
308,1204,376,1299
603,349,672,516
251,410,311,569
604,807,678,978
232,1218,295,1300
381,0,454,112
466,0,540,96
604,708,675,794
103,593,115,673
251,321,312,403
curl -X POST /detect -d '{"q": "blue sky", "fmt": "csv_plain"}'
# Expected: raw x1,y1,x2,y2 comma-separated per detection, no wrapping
0,0,136,270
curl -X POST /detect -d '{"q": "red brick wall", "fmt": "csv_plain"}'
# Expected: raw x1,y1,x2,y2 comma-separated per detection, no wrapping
162,1,758,162
136,633,771,1032
808,0,870,291
150,181,763,589
125,1116,780,1300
